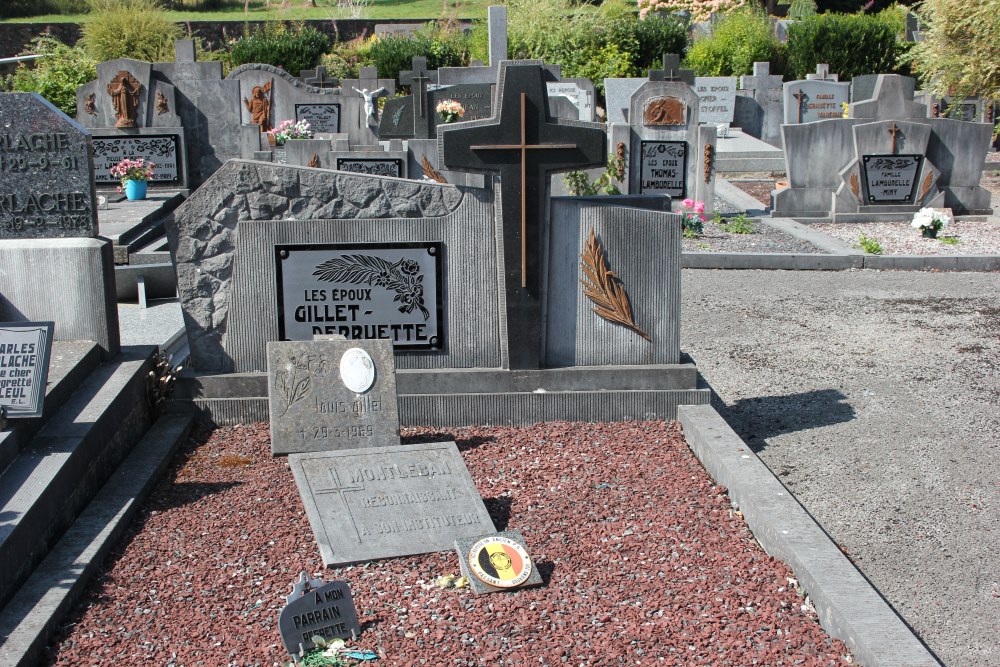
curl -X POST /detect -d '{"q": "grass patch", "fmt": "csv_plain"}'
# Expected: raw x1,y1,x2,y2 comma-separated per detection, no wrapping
717,214,754,234
939,235,960,246
6,0,491,22
857,232,882,255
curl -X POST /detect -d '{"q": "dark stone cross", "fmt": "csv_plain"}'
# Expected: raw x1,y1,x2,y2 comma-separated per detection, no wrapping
649,54,695,86
399,56,438,121
440,62,606,369
304,66,339,89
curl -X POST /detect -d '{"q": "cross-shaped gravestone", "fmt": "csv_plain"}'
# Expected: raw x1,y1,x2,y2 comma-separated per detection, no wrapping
400,56,438,128
305,66,339,89
649,54,695,86
440,62,606,369
806,63,838,82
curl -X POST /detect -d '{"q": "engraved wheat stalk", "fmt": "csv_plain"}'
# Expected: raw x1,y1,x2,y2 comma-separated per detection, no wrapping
420,155,448,184
580,228,651,342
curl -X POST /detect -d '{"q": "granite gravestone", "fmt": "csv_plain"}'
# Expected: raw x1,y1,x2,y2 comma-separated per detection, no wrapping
604,78,646,124
267,339,400,455
288,442,496,566
0,322,54,419
547,80,595,121
275,243,441,347
738,62,784,147
783,80,850,124
0,94,97,239
454,529,544,595
694,77,737,125
440,61,606,369
278,574,360,656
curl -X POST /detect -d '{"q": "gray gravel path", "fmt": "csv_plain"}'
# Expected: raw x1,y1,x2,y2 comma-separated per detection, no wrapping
681,269,1000,667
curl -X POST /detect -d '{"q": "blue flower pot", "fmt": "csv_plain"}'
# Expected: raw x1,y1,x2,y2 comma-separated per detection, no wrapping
124,179,147,201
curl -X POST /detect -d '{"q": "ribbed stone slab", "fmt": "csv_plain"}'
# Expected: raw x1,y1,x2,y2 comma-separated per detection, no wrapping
0,93,96,239
289,442,495,566
267,339,399,455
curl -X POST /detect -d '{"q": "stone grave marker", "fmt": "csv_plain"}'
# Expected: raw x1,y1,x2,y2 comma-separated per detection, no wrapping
694,76,737,125
92,134,186,188
547,79,595,121
488,5,508,65
0,322,54,419
455,529,544,595
278,573,360,656
267,339,400,455
783,79,850,124
440,61,605,369
605,78,646,124
334,157,404,177
852,74,915,103
738,62,784,146
0,93,98,239
275,242,440,347
647,54,695,85
295,103,341,133
288,441,496,566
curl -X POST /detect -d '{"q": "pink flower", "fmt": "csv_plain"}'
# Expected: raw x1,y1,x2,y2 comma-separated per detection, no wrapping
693,201,705,214
682,198,694,208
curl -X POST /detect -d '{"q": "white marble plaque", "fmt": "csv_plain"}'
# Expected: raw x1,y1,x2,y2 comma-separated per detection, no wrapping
340,347,376,394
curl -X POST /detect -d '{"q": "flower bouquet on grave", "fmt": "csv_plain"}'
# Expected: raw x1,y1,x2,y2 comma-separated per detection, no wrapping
110,157,155,196
267,119,313,146
911,207,951,239
436,99,465,124
679,198,706,238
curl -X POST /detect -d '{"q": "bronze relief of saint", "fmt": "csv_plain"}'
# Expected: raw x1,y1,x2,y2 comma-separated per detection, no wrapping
243,81,273,133
644,97,686,126
156,91,169,115
107,70,141,128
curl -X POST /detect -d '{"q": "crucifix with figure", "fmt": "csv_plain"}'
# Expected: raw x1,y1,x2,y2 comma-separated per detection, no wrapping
440,62,606,369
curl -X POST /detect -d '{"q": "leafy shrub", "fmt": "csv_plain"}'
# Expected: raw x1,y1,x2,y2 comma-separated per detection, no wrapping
632,12,688,70
788,0,818,18
227,22,329,76
0,0,88,18
718,214,755,234
349,22,468,83
80,0,182,63
4,36,97,116
684,8,784,77
564,155,625,196
785,11,905,81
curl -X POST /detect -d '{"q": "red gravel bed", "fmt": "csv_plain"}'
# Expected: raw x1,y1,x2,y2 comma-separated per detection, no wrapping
727,180,775,206
45,421,850,667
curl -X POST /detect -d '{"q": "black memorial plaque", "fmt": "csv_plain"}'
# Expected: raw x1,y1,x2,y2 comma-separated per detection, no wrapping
295,103,342,133
92,134,182,185
862,154,922,203
278,578,360,656
638,141,687,197
0,321,54,418
276,242,443,350
378,97,415,139
335,158,402,178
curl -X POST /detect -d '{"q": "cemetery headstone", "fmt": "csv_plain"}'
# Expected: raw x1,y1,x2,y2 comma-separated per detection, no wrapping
694,76,737,125
738,62,784,146
454,529,544,595
488,5,508,64
0,94,98,239
647,54,695,85
278,573,361,656
851,74,915,103
547,79,596,121
783,79,850,124
0,322,54,419
440,61,606,369
335,157,404,177
288,441,496,566
295,103,341,133
267,339,400,455
605,78,646,124
275,242,440,347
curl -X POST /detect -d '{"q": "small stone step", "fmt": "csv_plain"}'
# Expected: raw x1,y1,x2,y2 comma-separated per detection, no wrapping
0,413,194,667
0,346,156,610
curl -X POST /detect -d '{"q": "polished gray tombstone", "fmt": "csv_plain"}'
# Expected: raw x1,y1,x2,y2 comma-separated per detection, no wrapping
738,62,784,147
267,339,400,455
0,93,97,239
851,74,915,103
604,78,646,124
288,441,496,566
694,76,737,125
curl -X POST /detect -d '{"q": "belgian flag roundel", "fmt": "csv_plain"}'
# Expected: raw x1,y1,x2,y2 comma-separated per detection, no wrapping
467,536,532,588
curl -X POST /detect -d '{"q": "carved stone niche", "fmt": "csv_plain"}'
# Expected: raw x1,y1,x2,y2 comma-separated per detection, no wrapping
643,97,686,127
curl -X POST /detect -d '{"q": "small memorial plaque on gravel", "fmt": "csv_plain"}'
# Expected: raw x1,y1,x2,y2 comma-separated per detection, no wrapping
0,321,54,419
454,529,543,595
288,441,496,566
279,573,360,657
267,339,400,455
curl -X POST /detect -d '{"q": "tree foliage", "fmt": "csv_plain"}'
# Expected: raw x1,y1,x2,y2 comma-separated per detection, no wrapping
4,35,97,116
906,0,1000,101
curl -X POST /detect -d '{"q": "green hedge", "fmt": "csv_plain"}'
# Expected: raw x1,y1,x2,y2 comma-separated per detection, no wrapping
227,23,329,77
785,12,906,80
684,8,784,77
4,36,97,116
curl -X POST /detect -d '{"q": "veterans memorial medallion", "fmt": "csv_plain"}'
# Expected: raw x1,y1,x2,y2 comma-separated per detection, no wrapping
467,536,533,588
340,347,376,394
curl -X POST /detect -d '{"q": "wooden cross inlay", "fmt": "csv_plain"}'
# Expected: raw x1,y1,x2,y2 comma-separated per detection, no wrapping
887,122,901,153
793,89,807,123
471,92,577,287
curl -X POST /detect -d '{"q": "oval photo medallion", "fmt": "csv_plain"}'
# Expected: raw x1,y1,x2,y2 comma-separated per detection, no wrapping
339,348,376,394
467,536,533,588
